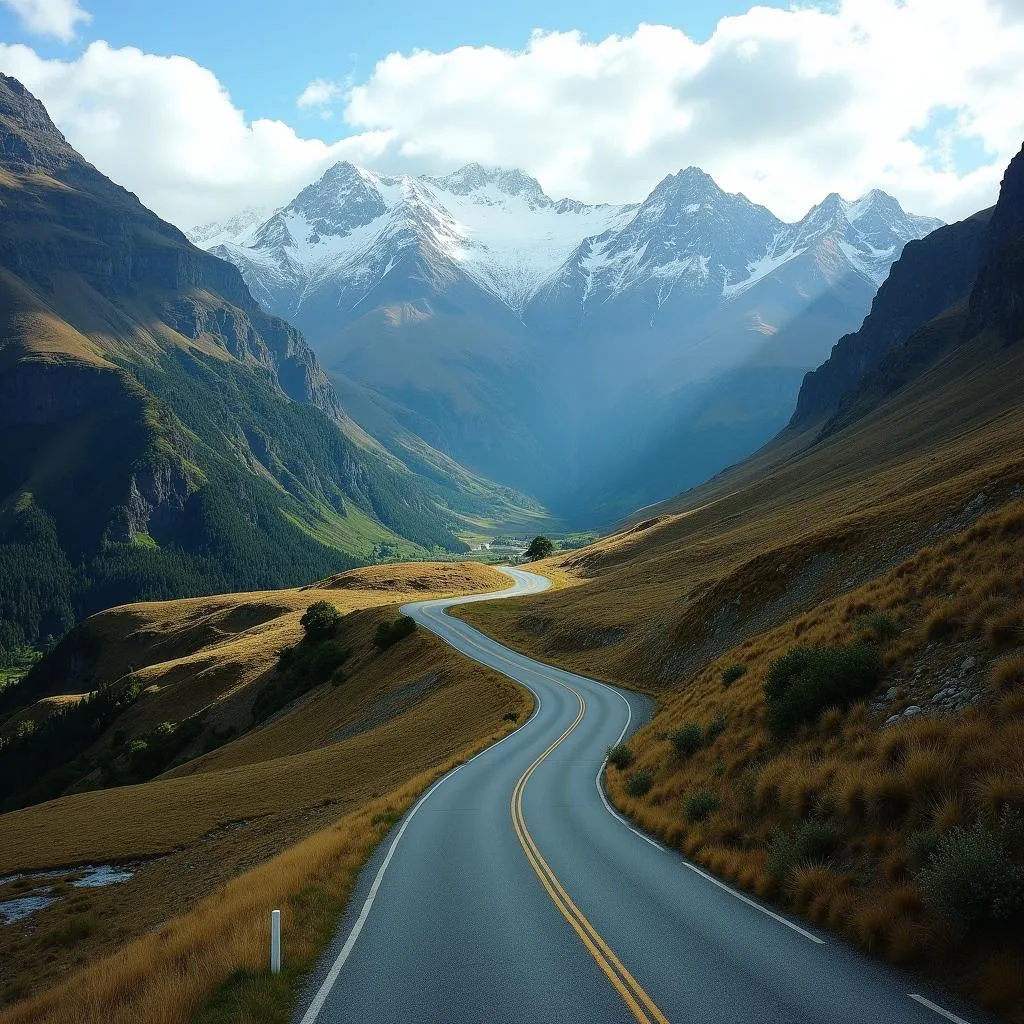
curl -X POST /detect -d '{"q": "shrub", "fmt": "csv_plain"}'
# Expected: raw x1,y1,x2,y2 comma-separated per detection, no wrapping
670,723,704,758
625,769,653,798
721,664,747,688
992,654,1024,691
685,789,720,823
986,609,1024,649
764,643,885,740
855,613,899,644
374,615,417,650
607,744,634,769
299,601,341,640
125,718,204,781
308,641,352,685
706,710,728,742
917,810,1024,931
768,820,841,881
253,640,351,722
525,535,555,561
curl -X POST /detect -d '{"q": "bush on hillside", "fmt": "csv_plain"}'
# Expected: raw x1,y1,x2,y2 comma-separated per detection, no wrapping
764,642,885,740
374,615,417,651
706,710,728,742
125,717,204,781
670,723,704,758
624,769,653,798
607,744,634,769
253,636,352,723
917,810,1024,931
721,664,747,688
854,613,899,644
685,789,720,823
300,600,341,639
768,820,841,881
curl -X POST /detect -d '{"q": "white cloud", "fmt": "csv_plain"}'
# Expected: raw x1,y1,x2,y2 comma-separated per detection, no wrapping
2,0,91,42
1,0,1021,229
343,1,1024,222
0,41,393,226
297,77,343,110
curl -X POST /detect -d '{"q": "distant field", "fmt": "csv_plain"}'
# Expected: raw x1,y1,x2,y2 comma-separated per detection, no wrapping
0,561,525,1018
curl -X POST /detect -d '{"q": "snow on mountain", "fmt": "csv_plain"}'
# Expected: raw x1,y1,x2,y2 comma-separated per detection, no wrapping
541,167,781,320
201,162,632,317
201,161,940,332
187,206,273,249
723,190,944,298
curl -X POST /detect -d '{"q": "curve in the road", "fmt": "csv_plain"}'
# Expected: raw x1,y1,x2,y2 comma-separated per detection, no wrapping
294,567,989,1024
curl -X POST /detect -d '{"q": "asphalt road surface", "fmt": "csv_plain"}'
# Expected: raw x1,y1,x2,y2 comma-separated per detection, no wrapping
294,567,990,1024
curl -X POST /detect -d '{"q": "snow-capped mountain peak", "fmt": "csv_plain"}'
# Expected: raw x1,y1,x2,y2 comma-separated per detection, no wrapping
204,160,632,316
186,205,272,249
425,162,547,203
722,188,943,297
196,162,941,327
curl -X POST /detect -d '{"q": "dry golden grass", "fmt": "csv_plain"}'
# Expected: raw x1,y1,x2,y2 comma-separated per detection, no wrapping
22,561,509,745
457,329,1024,1018
0,560,523,1015
0,719,526,1024
591,504,1024,1018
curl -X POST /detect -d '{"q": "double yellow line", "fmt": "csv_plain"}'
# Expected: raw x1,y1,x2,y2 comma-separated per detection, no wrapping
509,683,671,1024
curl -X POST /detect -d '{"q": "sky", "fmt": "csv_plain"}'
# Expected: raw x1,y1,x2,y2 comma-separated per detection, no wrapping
0,0,1022,229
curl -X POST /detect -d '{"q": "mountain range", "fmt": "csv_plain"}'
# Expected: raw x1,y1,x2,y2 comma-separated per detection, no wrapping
194,161,941,519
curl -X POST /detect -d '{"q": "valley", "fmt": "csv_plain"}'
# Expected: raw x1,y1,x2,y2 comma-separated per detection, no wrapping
0,14,1021,1024
196,162,940,521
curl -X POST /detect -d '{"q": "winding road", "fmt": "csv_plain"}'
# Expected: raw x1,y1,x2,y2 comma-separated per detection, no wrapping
294,567,988,1024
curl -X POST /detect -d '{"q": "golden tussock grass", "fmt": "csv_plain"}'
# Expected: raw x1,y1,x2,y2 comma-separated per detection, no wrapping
0,561,525,1016
480,487,1024,1016
0,717,525,1024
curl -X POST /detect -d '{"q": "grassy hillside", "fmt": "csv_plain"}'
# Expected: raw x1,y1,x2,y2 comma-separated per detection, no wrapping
457,327,1024,1013
0,561,524,1020
0,74,472,658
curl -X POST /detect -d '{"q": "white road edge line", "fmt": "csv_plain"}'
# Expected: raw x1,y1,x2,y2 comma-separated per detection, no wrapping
296,685,541,1024
681,860,824,944
594,691,665,851
595,680,822,943
909,994,972,1023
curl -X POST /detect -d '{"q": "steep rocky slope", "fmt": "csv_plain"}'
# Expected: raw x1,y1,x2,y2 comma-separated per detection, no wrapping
0,75,468,655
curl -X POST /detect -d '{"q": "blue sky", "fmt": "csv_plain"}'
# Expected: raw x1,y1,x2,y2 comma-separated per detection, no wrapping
0,0,1019,228
0,0,794,141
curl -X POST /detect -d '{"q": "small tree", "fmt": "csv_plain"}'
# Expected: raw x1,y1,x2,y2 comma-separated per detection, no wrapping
525,535,555,561
300,601,341,640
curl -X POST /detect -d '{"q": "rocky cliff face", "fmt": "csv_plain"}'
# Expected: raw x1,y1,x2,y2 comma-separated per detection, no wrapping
0,73,343,425
967,143,1024,343
791,210,991,426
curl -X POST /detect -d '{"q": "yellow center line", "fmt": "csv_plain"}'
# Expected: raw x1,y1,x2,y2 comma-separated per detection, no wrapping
424,603,671,1022
508,683,672,1024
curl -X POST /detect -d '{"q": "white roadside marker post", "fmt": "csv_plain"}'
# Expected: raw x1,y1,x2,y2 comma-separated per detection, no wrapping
271,909,281,975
